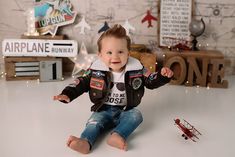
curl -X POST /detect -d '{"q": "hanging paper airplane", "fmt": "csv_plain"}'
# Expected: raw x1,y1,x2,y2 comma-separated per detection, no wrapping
141,10,157,28
122,20,135,35
75,16,91,34
98,21,110,33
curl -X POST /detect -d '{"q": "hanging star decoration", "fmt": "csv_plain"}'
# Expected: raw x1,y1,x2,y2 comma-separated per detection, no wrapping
122,19,135,35
71,42,97,77
74,16,91,35
141,10,157,28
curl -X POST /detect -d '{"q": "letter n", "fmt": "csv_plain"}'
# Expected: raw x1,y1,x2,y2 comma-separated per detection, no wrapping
187,57,208,87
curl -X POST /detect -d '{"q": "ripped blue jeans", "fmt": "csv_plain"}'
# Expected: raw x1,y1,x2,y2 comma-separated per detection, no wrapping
80,105,143,148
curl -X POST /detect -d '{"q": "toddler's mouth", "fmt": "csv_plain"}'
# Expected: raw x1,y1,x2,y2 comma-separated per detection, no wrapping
111,62,121,64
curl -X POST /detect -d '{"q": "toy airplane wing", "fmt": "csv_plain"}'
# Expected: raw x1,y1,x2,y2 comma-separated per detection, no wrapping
192,127,202,136
183,119,194,129
183,119,202,137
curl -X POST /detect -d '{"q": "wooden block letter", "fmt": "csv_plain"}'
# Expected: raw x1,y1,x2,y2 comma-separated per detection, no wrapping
187,57,209,87
165,56,186,85
208,59,228,88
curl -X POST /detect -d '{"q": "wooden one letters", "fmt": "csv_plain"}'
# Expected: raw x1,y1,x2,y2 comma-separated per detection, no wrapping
165,55,228,88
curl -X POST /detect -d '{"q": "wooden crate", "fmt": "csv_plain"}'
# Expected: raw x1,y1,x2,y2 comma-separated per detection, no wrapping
4,34,75,80
21,34,74,76
130,44,157,72
4,57,62,81
130,51,157,72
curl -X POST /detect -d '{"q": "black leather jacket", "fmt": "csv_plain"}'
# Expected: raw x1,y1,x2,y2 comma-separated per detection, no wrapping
61,57,171,112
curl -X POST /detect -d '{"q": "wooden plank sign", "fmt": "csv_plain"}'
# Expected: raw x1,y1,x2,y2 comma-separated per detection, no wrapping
2,39,77,57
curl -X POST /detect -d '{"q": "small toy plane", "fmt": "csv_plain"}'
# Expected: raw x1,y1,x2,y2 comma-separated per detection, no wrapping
174,118,202,142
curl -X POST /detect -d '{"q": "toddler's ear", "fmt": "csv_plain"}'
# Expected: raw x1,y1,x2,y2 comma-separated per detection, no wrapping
97,52,102,58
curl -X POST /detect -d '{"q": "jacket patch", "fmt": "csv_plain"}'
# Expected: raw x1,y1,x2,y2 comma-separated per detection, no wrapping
143,68,151,77
84,69,91,76
92,71,105,77
132,77,142,90
90,78,104,90
149,72,158,80
129,71,142,78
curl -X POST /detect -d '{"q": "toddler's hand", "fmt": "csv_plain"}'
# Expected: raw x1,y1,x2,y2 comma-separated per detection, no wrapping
161,67,174,78
53,95,70,103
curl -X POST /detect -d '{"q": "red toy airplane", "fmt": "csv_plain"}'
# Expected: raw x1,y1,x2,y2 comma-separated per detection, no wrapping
141,10,157,27
174,118,202,142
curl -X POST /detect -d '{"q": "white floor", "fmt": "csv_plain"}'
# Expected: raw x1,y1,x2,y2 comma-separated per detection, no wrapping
0,76,235,157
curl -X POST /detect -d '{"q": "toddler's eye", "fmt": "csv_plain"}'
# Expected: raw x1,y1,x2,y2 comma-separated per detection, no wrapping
107,51,112,55
119,51,123,54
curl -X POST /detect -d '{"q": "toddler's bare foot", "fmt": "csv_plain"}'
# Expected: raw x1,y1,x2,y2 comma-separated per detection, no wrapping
107,132,127,151
67,135,90,154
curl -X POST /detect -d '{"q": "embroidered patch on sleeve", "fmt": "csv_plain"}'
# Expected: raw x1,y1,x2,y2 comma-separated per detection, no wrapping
129,71,143,78
132,77,142,90
143,68,151,77
149,72,158,80
90,78,104,90
84,69,91,76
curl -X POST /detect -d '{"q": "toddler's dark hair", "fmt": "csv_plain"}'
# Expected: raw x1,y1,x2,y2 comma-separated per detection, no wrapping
97,24,131,52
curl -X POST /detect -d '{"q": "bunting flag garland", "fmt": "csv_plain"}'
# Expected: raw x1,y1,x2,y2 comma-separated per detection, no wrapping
98,21,110,33
122,19,135,35
75,16,91,34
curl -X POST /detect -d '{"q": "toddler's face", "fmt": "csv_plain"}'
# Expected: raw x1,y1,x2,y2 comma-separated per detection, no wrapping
98,37,129,72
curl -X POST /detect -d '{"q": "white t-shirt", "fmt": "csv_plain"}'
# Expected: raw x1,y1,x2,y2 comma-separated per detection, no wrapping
104,70,127,106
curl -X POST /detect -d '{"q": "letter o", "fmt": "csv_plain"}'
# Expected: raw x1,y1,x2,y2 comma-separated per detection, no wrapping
165,56,187,85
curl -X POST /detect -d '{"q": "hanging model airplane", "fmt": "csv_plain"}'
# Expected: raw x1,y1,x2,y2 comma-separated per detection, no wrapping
122,20,135,35
174,118,202,142
75,16,91,34
141,10,157,27
98,21,110,33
